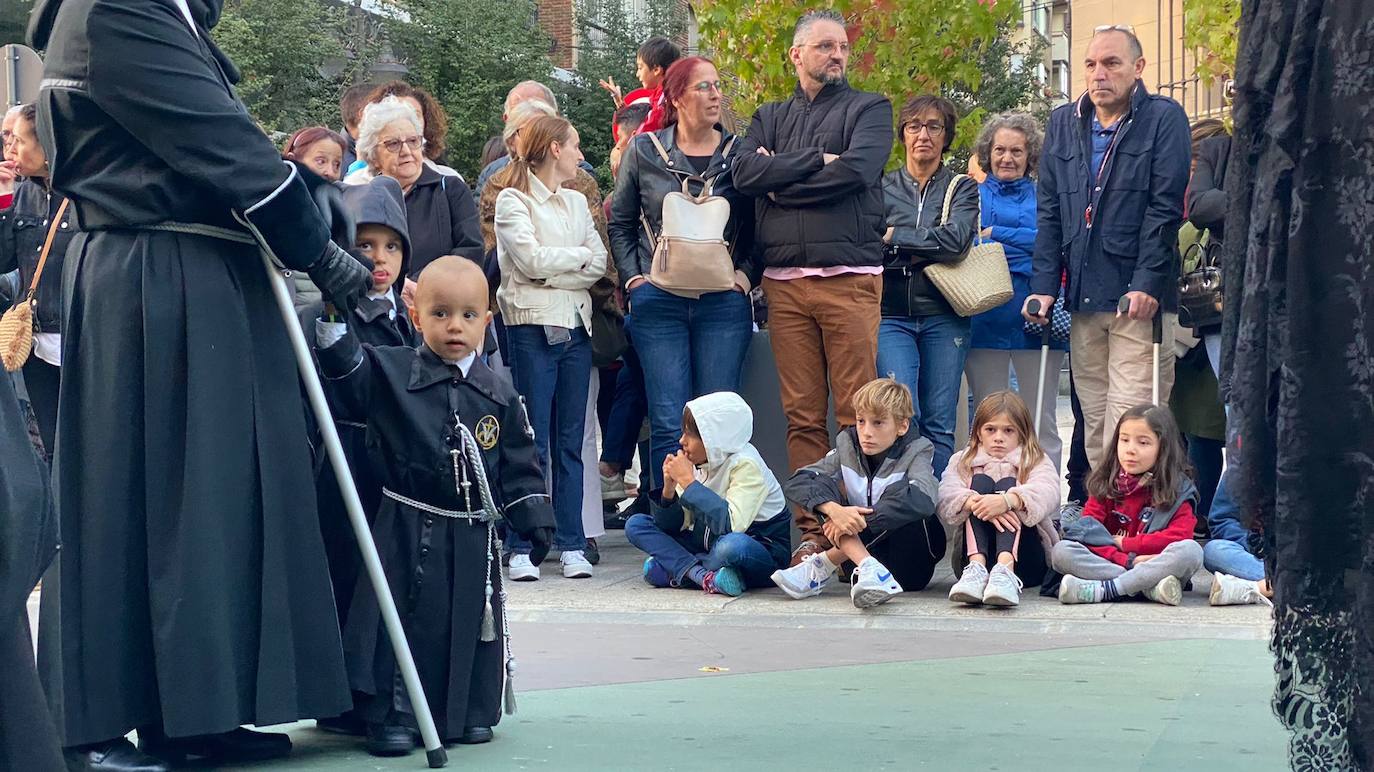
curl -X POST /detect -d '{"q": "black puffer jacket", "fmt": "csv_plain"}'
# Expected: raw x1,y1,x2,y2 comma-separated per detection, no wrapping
880,164,979,318
733,80,892,270
0,180,76,334
608,124,757,292
403,164,483,279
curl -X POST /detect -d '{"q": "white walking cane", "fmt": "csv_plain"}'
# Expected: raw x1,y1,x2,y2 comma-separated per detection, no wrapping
1026,297,1053,436
257,249,449,769
1117,295,1164,406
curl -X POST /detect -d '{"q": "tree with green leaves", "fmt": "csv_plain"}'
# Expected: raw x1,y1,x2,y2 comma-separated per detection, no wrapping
384,0,554,178
1183,0,1240,87
945,18,1051,169
694,0,1015,164
558,0,684,188
214,0,378,138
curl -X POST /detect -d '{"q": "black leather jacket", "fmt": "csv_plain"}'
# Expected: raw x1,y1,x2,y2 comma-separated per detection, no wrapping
607,125,757,292
0,180,77,333
880,164,979,317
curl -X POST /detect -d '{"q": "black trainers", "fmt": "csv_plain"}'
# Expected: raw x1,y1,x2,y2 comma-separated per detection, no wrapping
140,727,291,764
584,538,601,565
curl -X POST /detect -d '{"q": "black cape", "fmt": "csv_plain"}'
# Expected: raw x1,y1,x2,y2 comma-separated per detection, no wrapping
31,0,350,744
1225,0,1374,766
316,333,553,738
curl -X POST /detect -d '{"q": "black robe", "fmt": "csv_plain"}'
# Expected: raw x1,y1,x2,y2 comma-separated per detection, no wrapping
0,309,63,771
30,0,350,744
299,294,418,624
1224,0,1374,767
315,332,553,738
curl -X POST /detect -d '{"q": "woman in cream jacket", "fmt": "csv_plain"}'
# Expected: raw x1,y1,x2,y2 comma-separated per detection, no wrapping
493,115,607,581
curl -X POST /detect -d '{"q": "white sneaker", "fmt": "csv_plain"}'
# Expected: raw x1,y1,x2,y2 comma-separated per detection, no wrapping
1209,572,1273,607
1142,575,1183,606
560,550,594,579
769,553,835,599
599,472,627,501
850,558,903,609
948,562,990,604
508,554,539,582
982,564,1024,607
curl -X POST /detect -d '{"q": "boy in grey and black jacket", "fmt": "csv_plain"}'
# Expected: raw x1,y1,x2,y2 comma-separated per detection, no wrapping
775,378,947,607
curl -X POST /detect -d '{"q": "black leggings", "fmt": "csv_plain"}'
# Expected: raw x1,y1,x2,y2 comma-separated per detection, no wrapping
21,356,60,461
963,517,1047,586
963,471,1048,585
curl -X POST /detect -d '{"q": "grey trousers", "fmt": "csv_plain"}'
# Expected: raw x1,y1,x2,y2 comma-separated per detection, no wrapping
963,348,1065,472
1050,539,1203,596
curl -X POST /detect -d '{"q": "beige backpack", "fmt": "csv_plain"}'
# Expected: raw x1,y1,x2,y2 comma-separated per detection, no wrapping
639,133,738,298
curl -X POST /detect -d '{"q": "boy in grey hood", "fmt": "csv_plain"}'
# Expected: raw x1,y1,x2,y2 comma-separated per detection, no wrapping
625,392,791,596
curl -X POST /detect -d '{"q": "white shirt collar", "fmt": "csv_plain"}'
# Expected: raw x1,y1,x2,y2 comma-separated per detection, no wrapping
366,290,396,319
443,351,478,377
172,0,200,36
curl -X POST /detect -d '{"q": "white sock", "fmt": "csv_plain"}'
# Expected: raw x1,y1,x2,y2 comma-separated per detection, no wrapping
817,551,839,574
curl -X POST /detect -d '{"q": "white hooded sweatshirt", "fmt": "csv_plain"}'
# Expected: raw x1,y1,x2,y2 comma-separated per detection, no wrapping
677,392,787,533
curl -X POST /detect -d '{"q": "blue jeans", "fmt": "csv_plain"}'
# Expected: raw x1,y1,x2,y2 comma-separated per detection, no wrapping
876,314,972,476
1203,538,1263,581
599,330,647,470
624,514,777,588
628,284,753,490
505,324,592,553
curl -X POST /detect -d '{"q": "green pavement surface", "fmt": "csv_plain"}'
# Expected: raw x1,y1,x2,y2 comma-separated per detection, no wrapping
225,637,1285,772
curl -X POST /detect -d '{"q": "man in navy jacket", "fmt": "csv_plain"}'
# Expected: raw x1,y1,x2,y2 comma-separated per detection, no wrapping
1024,26,1190,470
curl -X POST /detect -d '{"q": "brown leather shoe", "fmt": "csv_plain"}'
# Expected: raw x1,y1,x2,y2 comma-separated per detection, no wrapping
789,540,825,567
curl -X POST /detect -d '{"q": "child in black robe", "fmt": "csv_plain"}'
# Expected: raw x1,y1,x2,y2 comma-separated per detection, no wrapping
314,255,554,756
303,176,421,735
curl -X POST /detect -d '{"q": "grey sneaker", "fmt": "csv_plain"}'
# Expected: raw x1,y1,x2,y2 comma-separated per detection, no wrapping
1142,575,1183,606
982,564,1023,607
1058,574,1100,604
948,561,989,604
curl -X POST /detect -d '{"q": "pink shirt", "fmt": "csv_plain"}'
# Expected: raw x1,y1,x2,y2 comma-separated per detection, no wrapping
762,265,883,281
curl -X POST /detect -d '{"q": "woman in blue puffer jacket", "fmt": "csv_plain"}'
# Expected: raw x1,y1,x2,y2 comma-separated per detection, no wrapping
963,113,1067,471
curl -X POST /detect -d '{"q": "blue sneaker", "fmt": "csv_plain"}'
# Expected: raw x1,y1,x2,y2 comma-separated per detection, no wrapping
702,566,745,596
642,557,672,588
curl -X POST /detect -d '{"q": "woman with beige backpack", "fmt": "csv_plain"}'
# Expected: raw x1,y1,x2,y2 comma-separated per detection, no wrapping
0,104,76,459
607,55,758,496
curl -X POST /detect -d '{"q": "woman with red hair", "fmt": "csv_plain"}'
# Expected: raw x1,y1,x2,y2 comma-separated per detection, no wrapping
606,56,757,496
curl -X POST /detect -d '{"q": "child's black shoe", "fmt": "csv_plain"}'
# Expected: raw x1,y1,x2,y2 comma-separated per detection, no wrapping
364,723,416,757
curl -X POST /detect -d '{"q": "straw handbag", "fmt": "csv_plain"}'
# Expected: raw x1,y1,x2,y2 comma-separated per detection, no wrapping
922,174,1013,317
1,199,70,372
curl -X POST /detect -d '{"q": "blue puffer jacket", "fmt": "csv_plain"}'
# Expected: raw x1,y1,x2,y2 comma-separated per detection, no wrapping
970,175,1066,351
980,176,1036,276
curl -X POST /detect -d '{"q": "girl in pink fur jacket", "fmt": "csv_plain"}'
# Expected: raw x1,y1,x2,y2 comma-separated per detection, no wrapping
937,391,1061,607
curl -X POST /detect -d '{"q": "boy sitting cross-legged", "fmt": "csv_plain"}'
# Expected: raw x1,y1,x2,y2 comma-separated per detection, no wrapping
775,378,947,608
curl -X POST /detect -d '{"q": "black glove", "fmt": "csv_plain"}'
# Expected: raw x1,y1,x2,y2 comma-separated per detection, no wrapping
526,526,554,566
309,242,372,315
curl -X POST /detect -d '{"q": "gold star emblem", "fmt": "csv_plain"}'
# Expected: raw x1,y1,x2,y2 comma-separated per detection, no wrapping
475,415,500,450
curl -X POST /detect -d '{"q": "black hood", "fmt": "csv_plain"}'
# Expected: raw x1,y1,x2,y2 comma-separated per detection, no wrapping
30,0,237,80
342,176,412,273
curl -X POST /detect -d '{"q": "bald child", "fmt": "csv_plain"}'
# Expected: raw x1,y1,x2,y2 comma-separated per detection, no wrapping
313,255,554,756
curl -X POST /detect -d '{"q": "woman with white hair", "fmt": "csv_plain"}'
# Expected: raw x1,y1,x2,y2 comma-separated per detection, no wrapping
962,111,1064,469
354,96,482,285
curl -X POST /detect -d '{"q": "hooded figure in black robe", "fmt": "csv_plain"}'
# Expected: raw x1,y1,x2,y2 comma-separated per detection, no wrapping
1224,1,1374,767
28,0,371,768
0,330,63,772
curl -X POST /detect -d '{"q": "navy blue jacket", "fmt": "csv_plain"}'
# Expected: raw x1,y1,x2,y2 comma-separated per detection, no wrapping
1030,82,1190,313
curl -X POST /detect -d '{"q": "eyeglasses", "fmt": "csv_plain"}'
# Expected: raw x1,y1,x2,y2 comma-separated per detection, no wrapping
380,136,425,155
692,80,724,94
803,40,850,55
903,121,946,137
1094,24,1136,33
